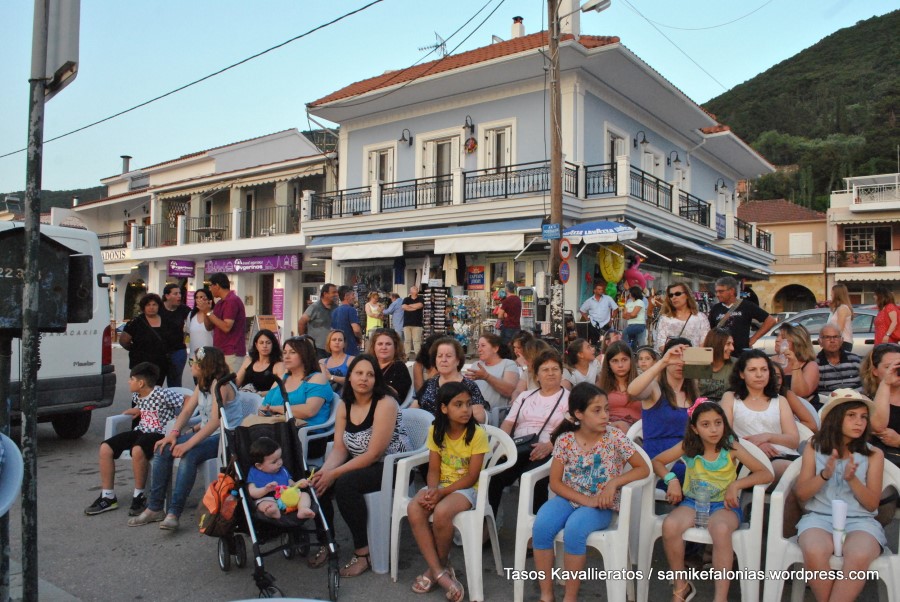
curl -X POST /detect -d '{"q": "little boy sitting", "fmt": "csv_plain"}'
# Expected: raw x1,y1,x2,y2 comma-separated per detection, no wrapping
247,437,314,520
84,362,184,516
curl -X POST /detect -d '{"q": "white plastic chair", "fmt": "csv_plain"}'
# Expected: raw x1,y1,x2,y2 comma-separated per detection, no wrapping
763,457,900,602
399,385,415,410
626,420,669,506
298,392,340,468
636,438,774,602
0,434,23,516
511,445,653,602
490,405,511,428
797,395,821,429
365,407,435,574
390,425,517,602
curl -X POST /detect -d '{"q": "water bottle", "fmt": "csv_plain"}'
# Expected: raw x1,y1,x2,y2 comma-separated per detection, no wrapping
693,480,713,528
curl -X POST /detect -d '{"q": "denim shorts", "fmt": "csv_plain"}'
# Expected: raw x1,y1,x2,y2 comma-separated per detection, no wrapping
680,497,743,523
419,485,477,508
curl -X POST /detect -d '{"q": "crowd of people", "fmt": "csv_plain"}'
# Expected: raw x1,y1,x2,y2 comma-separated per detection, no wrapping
87,271,900,600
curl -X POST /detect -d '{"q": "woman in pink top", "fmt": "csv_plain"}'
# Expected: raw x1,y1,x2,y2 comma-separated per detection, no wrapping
597,340,641,431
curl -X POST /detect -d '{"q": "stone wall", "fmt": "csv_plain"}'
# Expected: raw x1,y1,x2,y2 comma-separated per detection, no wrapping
754,273,826,313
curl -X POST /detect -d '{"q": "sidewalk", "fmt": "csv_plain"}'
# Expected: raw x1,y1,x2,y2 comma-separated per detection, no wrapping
7,560,79,602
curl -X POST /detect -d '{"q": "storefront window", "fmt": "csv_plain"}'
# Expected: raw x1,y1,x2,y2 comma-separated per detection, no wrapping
342,264,392,294
514,261,526,287
490,262,508,289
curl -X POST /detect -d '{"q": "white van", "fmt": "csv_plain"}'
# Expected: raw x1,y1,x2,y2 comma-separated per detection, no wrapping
2,221,116,438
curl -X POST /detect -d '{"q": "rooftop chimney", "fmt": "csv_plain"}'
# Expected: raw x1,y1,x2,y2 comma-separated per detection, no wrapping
120,155,132,174
511,16,524,39
72,196,80,207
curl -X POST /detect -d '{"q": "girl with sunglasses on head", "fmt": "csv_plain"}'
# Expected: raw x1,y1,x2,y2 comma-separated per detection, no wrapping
653,283,709,354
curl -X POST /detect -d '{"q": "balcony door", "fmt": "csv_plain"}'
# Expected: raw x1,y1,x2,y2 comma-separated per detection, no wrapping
367,148,394,185
423,136,459,206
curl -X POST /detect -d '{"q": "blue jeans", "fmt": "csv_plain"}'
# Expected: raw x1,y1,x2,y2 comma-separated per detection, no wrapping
532,495,613,555
500,326,520,344
167,348,187,388
624,324,646,349
148,433,219,517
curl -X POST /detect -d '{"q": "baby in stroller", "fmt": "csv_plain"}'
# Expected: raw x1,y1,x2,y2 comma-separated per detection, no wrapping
247,436,315,520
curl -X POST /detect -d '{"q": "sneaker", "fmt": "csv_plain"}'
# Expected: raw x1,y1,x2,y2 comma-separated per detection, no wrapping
159,514,179,531
127,509,165,526
128,493,147,516
84,495,118,515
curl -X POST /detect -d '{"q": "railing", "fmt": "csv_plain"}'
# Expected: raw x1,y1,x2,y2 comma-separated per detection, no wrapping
756,228,772,252
381,175,453,212
242,205,298,239
827,250,886,268
773,253,825,265
135,223,176,250
309,186,372,220
185,213,232,244
629,166,671,210
854,183,899,205
734,217,752,244
463,161,549,202
585,163,616,196
97,230,129,249
678,191,710,227
563,162,578,195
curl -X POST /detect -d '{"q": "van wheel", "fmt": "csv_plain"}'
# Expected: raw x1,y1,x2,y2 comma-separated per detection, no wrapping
51,412,92,439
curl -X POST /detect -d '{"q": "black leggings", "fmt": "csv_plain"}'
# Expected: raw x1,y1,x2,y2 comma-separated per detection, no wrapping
488,453,549,518
318,462,384,549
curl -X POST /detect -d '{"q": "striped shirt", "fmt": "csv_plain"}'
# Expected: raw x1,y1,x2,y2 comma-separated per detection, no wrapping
817,349,862,397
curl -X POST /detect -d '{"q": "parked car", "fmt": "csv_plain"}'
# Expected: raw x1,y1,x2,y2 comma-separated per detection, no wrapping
771,311,799,324
753,307,877,358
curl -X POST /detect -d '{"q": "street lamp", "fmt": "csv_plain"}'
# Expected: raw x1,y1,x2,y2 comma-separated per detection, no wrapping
548,0,611,281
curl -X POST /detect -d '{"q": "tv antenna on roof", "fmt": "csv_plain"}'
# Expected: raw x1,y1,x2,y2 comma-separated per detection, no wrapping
419,32,447,57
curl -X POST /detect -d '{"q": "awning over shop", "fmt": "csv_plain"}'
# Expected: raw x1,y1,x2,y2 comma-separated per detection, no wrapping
832,271,900,282
333,241,404,261
563,220,637,243
434,233,523,254
102,261,143,276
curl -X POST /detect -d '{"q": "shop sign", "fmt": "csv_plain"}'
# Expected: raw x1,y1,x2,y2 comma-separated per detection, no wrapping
273,288,284,320
101,248,130,262
466,266,485,290
167,259,195,278
204,254,301,274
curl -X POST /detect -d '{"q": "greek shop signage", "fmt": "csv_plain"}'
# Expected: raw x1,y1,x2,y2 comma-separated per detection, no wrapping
168,259,195,278
204,254,301,274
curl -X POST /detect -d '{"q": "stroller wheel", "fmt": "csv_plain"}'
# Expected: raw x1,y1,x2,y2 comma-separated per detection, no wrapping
233,535,247,568
259,585,283,598
217,538,232,572
328,556,340,601
281,533,294,559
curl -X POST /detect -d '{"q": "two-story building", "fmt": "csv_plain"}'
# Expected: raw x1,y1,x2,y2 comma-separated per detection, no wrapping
826,172,900,303
302,13,775,319
71,129,334,332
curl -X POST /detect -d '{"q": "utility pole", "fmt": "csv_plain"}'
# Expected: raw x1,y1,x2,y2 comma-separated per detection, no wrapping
548,0,563,281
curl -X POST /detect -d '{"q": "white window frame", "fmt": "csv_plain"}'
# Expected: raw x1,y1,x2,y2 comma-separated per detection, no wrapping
362,141,397,186
476,118,517,170
789,232,813,257
415,126,462,180
604,122,628,163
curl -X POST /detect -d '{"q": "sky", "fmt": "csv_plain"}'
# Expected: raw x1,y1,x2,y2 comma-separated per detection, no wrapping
0,0,895,194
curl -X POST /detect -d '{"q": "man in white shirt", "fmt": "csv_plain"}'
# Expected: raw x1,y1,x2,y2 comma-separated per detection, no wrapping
579,283,618,345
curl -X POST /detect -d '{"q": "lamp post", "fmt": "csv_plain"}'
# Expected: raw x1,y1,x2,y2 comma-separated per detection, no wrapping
548,0,611,280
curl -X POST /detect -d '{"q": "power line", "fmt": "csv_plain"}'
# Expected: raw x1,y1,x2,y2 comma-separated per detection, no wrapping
642,0,775,31
0,0,383,160
620,0,728,92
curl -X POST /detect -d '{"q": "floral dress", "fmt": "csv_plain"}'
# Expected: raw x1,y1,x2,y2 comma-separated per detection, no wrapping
552,427,636,511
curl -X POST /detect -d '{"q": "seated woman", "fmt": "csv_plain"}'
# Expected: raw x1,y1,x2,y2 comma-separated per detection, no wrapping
465,333,519,409
415,337,487,424
561,338,601,390
720,349,800,481
867,343,900,466
320,329,354,393
778,323,821,423
653,283,709,353
488,349,569,518
627,337,698,488
236,329,283,395
309,354,410,576
259,337,334,457
697,327,735,402
413,334,442,395
128,346,237,530
510,338,552,401
597,340,641,432
367,328,412,403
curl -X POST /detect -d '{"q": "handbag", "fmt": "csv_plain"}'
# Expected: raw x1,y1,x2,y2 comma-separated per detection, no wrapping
510,388,566,456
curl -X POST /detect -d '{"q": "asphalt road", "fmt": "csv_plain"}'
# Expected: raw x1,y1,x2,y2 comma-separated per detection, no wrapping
5,347,887,601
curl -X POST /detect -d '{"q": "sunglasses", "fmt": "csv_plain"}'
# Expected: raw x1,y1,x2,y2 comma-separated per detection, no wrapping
668,291,685,298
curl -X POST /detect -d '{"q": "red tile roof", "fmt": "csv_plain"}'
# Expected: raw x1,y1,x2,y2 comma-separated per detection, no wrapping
700,124,730,134
308,32,619,107
737,199,825,223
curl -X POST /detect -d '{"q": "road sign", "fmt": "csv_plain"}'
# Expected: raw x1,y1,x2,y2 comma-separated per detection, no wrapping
542,223,561,240
559,238,572,260
559,260,570,284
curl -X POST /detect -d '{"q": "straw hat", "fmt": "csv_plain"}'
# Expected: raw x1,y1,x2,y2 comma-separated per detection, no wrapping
819,388,876,423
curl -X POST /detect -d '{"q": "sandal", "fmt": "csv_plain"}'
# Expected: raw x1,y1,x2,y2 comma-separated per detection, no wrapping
411,571,437,594
673,581,696,602
339,553,371,577
434,568,465,602
308,546,329,569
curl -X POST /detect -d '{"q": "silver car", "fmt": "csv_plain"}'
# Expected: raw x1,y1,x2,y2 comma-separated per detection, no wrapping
753,308,877,357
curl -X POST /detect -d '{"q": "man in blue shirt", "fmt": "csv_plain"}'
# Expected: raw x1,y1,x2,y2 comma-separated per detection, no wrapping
579,283,618,345
331,286,363,355
382,292,404,335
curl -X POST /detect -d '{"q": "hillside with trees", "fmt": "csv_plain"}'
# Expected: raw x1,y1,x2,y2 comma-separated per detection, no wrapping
703,10,899,209
1,186,106,213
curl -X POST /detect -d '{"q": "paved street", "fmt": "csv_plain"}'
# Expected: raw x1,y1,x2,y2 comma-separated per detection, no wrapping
5,347,886,601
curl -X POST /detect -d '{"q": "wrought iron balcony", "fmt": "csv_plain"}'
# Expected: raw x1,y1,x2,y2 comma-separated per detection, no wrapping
629,166,672,211
381,175,453,212
678,191,710,227
463,161,550,202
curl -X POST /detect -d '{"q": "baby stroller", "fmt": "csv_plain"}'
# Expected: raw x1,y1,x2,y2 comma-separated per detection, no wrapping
212,374,340,599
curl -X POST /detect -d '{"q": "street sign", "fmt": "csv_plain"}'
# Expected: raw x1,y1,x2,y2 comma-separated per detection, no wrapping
542,223,561,240
559,260,570,284
559,237,572,260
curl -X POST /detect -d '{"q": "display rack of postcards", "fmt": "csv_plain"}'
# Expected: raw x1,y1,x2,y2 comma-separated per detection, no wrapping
352,283,369,329
422,287,450,339
449,295,485,352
